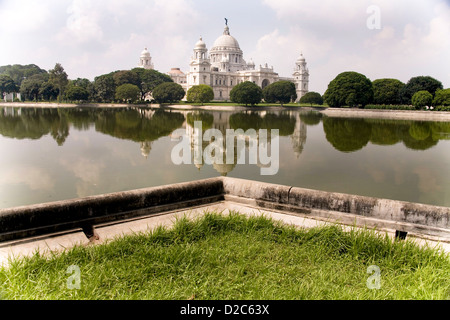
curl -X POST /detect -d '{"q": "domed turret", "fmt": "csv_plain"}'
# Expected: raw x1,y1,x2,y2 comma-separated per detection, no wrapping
296,52,305,63
195,37,206,49
141,48,151,58
192,36,209,61
138,47,154,70
247,58,255,70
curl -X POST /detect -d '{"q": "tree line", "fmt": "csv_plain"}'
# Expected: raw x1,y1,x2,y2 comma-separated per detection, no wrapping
317,72,449,110
1,63,448,109
0,63,176,103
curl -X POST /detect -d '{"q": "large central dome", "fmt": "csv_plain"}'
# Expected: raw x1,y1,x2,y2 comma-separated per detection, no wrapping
208,24,246,72
211,26,240,50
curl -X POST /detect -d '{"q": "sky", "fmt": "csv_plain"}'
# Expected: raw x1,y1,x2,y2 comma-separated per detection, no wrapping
0,0,449,94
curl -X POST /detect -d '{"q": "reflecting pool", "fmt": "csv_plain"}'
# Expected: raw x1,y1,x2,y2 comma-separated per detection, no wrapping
0,106,449,209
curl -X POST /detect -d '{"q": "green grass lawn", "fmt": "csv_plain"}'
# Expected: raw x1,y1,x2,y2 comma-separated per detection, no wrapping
0,212,448,300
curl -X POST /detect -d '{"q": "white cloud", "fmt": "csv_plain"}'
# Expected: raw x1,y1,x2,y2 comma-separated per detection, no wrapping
1,0,448,92
60,157,105,185
55,0,104,44
247,27,333,92
259,0,450,93
0,0,53,34
0,166,55,191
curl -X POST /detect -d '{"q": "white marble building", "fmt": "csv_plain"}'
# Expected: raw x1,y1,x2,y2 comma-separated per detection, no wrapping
165,23,309,102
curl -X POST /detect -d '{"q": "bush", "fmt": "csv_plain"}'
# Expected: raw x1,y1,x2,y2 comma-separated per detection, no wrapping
364,104,415,110
434,105,450,111
400,76,443,104
186,84,214,105
152,82,185,104
372,78,404,105
299,91,323,106
323,71,373,108
230,81,262,106
433,88,450,106
262,80,297,106
65,86,89,102
115,84,141,103
411,90,433,109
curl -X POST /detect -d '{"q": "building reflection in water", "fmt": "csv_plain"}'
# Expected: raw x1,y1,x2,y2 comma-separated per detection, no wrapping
177,110,307,176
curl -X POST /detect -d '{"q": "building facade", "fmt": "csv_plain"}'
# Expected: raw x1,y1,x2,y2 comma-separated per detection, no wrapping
141,23,309,102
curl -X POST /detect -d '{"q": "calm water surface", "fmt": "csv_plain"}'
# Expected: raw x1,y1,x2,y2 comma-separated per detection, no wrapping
0,106,449,209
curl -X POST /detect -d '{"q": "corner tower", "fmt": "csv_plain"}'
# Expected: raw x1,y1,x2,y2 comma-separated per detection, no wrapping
138,48,154,70
293,52,309,101
189,37,211,86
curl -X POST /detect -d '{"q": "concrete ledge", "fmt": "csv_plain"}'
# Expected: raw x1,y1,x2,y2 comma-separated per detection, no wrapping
0,177,449,243
320,108,450,121
221,178,449,240
0,177,224,242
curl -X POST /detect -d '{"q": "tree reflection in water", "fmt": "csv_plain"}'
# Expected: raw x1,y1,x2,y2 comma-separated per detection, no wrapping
0,107,449,208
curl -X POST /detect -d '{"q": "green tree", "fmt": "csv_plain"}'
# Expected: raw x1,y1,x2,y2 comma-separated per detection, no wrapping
411,90,433,109
67,78,95,102
49,63,69,102
372,78,404,105
39,81,59,101
230,81,262,106
299,91,323,106
323,71,373,108
0,74,17,98
186,84,214,105
400,76,443,104
113,70,140,87
152,82,185,103
432,88,450,106
115,84,141,103
262,80,297,107
132,68,174,100
20,78,44,101
66,86,89,102
70,78,92,89
94,74,116,102
0,64,48,87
